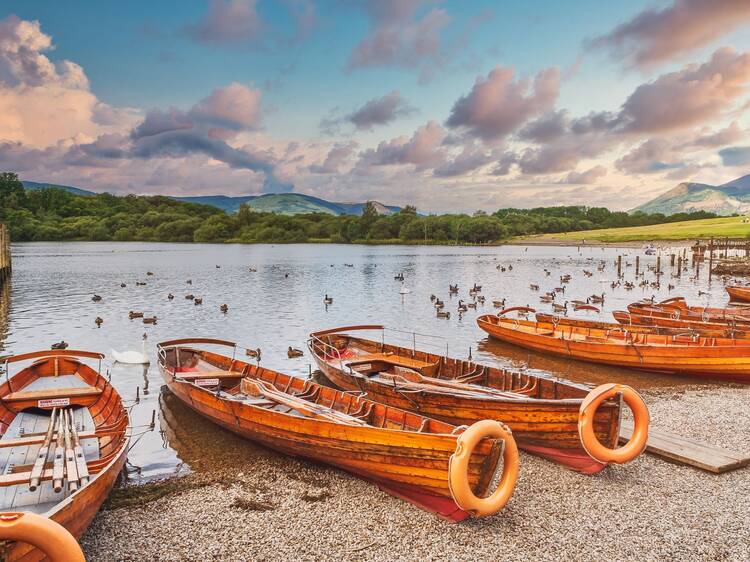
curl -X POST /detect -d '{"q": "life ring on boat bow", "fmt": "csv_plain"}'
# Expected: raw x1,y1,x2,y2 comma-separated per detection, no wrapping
448,420,519,517
0,512,85,562
578,383,649,464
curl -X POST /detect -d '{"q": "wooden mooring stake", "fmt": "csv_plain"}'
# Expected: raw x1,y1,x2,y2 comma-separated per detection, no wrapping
0,224,10,286
620,421,750,473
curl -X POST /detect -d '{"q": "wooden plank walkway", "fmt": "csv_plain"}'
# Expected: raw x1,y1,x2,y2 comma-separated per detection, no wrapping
620,420,750,473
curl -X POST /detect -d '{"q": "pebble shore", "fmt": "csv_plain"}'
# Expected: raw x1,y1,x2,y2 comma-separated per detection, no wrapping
81,385,750,561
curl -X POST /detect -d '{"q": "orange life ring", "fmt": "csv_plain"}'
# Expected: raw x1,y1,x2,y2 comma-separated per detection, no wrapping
578,383,649,464
0,512,85,562
448,420,519,517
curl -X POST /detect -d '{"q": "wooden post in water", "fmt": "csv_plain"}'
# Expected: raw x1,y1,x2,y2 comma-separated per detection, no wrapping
708,239,714,280
617,255,622,278
670,254,675,267
0,224,9,285
677,256,682,277
635,255,640,276
656,255,661,276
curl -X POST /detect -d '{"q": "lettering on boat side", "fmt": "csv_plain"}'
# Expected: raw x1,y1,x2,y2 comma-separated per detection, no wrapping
38,398,71,408
195,378,220,387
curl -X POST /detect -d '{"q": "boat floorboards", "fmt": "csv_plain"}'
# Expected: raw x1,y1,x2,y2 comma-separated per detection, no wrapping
620,420,750,473
0,408,100,512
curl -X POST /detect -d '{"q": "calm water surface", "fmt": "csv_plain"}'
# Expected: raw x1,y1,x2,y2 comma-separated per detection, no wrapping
1,242,729,479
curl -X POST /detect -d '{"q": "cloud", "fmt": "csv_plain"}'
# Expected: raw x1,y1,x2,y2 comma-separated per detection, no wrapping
0,14,139,147
347,0,450,78
616,48,750,134
446,66,560,141
590,0,750,68
518,110,568,143
719,146,750,166
689,122,744,148
346,91,415,131
358,120,446,169
188,82,262,136
561,165,608,185
309,142,357,173
615,139,678,174
184,0,265,46
433,144,494,177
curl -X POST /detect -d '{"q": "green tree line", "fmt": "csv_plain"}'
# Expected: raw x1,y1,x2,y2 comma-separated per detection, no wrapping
0,172,719,244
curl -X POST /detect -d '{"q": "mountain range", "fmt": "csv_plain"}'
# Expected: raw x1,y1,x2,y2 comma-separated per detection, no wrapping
21,181,400,216
631,173,750,216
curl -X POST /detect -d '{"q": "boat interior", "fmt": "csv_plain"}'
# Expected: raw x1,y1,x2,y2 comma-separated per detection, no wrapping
0,354,128,515
309,330,595,401
160,344,461,436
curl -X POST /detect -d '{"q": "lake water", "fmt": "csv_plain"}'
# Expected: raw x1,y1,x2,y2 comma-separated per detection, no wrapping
1,241,729,480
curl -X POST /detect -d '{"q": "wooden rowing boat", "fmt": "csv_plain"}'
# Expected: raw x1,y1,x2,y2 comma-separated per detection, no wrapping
612,310,750,336
307,325,647,474
534,311,750,338
0,350,129,561
156,337,518,521
727,285,750,303
628,297,750,323
477,309,750,382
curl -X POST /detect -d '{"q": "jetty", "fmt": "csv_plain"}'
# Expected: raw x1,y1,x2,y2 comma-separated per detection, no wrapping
0,224,10,285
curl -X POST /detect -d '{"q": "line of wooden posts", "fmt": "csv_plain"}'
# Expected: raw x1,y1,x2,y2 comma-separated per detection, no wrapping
615,247,692,279
0,224,11,285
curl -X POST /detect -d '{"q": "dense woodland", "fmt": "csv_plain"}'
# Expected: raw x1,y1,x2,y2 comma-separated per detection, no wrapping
0,172,719,244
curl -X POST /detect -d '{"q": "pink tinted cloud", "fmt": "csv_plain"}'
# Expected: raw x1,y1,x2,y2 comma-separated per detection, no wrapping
590,0,750,68
347,0,450,74
446,66,560,141
618,47,750,133
358,120,446,170
346,91,415,131
185,0,265,45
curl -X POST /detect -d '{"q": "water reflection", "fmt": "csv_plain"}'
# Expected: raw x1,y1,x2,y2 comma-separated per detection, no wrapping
5,241,727,478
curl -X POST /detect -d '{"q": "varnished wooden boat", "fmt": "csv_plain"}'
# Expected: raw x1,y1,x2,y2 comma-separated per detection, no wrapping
535,311,750,338
612,310,750,336
308,325,648,474
0,350,129,561
628,297,750,323
477,308,750,382
156,337,518,521
727,285,750,303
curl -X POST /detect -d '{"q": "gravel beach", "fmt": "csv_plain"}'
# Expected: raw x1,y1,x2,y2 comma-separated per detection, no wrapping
81,385,750,561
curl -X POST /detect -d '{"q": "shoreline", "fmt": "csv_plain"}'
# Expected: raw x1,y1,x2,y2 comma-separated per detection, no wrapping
507,237,695,249
81,384,750,561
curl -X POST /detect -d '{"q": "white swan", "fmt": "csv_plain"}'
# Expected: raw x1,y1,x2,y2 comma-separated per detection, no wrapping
112,333,150,364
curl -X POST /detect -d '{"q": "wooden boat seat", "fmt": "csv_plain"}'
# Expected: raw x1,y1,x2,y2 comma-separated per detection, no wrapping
175,370,246,381
3,387,101,405
349,353,434,371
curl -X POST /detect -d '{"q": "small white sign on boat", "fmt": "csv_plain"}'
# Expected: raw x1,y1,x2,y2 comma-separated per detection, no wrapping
195,378,220,387
38,397,71,408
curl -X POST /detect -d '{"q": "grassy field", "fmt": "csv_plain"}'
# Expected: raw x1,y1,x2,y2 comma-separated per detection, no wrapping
520,215,750,243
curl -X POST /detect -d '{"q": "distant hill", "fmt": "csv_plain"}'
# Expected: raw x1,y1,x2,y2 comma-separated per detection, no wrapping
21,180,401,216
632,173,750,216
174,193,401,216
22,180,96,197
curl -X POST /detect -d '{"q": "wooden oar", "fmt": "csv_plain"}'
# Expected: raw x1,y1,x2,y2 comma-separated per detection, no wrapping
242,380,367,426
62,409,80,491
378,369,526,400
29,408,58,492
69,411,90,486
52,413,66,493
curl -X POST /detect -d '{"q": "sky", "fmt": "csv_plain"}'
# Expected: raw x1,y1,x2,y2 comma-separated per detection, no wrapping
1,0,749,213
